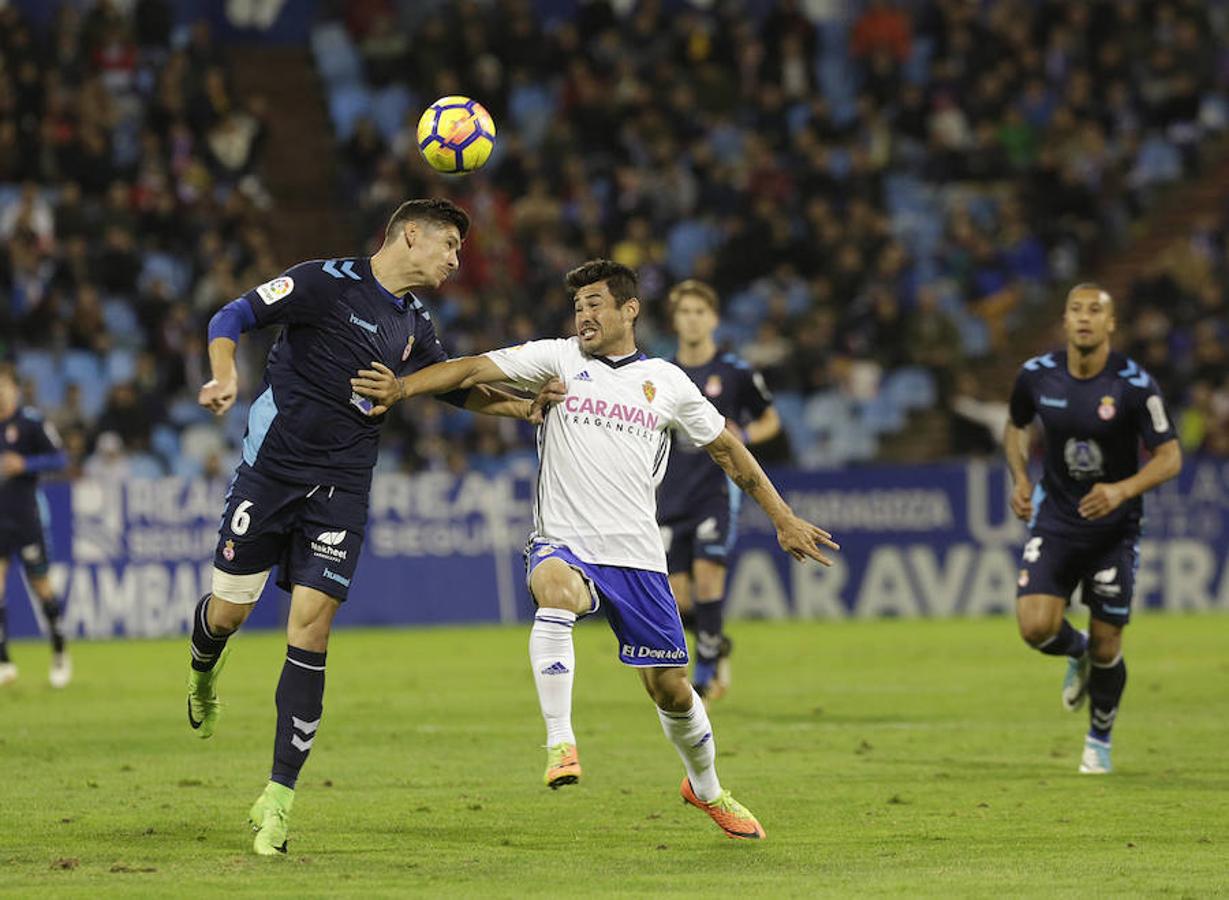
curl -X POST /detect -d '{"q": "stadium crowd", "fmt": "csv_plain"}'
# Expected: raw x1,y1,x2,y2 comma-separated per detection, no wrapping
2,0,1228,479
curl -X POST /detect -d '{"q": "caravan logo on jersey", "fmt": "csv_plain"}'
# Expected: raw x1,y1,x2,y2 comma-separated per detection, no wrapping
311,529,348,562
561,394,660,438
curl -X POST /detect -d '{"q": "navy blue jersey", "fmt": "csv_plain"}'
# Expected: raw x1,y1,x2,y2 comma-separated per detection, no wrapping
0,406,65,529
657,352,773,523
238,257,450,492
1009,350,1175,534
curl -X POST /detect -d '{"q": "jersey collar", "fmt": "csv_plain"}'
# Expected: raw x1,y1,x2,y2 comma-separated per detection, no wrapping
593,350,648,369
364,258,407,311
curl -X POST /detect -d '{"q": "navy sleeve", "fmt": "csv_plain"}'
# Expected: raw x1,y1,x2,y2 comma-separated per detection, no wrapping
1128,374,1177,451
739,366,773,420
242,261,333,328
1008,369,1035,427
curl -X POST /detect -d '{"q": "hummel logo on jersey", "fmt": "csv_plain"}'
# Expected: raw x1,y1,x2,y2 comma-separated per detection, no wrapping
316,530,347,545
574,370,592,381
540,661,570,675
1039,395,1068,408
350,313,377,334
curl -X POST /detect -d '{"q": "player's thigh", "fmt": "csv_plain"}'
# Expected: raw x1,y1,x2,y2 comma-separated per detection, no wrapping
1015,594,1068,643
668,572,692,613
691,559,728,603
287,584,342,652
528,556,594,615
1078,533,1137,632
638,665,691,711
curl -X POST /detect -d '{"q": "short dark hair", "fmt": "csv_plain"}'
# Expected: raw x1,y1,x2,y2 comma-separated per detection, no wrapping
564,259,638,306
1067,282,1113,306
384,198,470,242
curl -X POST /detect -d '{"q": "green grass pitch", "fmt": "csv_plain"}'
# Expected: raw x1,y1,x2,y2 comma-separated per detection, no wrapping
1,613,1226,897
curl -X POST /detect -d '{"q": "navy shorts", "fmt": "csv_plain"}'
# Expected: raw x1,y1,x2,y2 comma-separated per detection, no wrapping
0,494,52,577
525,538,688,667
1016,527,1139,626
660,489,741,575
213,463,368,601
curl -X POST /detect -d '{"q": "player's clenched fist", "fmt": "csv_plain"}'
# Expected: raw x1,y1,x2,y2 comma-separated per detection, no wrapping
1010,479,1033,522
198,377,237,416
776,514,840,566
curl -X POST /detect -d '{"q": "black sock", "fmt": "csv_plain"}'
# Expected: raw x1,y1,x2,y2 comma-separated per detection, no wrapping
190,594,231,672
679,607,696,633
1035,620,1087,657
270,645,326,790
40,597,66,655
1088,656,1126,742
0,603,9,663
693,598,725,664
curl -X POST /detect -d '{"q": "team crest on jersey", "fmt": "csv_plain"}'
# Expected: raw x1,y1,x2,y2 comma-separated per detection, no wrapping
256,276,294,305
1098,395,1116,421
4,424,16,444
704,374,723,397
222,539,235,561
642,380,656,403
1017,569,1029,588
402,336,415,361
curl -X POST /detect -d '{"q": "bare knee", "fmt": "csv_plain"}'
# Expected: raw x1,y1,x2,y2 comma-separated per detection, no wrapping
530,559,591,615
207,594,252,634
642,667,693,712
1016,595,1064,648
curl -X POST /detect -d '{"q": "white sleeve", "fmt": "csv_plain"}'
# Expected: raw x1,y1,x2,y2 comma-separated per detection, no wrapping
483,339,565,389
671,371,726,446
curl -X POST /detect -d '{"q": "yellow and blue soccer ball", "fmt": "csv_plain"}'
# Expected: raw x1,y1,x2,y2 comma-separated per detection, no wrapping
416,96,496,174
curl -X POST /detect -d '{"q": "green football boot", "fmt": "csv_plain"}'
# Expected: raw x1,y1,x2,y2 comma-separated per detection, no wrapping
249,781,294,855
186,647,230,739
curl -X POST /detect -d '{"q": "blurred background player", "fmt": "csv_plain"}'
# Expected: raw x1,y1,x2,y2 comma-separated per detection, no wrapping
352,259,839,840
0,364,70,688
189,198,557,855
656,280,780,702
1005,284,1181,774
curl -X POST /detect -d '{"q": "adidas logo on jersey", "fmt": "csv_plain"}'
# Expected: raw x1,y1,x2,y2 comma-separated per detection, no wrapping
573,370,592,381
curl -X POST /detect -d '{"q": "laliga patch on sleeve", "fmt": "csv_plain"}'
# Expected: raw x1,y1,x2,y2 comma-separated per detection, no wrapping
1146,395,1170,433
256,276,295,305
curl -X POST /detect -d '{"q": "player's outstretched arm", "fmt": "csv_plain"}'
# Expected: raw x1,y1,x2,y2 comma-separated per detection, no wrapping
463,380,566,424
198,337,239,416
1003,420,1033,521
350,356,512,416
703,429,839,566
1078,438,1181,520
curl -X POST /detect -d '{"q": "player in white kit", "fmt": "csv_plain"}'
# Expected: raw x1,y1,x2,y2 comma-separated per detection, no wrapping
351,260,838,839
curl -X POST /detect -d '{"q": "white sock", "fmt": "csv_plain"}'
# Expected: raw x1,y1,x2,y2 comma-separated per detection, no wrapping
529,608,576,747
657,687,721,802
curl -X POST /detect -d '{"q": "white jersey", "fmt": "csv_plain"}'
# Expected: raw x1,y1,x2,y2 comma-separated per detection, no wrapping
485,337,725,572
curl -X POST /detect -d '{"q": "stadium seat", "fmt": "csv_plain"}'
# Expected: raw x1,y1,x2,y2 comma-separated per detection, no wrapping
882,366,938,412
104,348,138,384
16,351,65,409
328,84,375,140
370,85,415,143
127,452,166,479
310,22,363,87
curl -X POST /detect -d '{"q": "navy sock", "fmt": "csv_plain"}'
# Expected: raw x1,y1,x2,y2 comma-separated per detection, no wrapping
0,603,9,663
1035,620,1087,657
189,595,230,672
40,597,65,655
693,598,725,664
1088,656,1126,742
271,645,326,789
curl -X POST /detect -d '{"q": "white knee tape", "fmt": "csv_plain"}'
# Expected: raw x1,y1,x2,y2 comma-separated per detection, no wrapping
211,568,271,605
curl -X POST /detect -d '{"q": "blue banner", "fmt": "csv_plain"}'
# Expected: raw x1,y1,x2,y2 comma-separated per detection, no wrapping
4,461,1228,640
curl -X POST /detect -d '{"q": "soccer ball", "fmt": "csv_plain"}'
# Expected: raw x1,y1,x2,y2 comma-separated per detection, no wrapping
416,96,496,174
